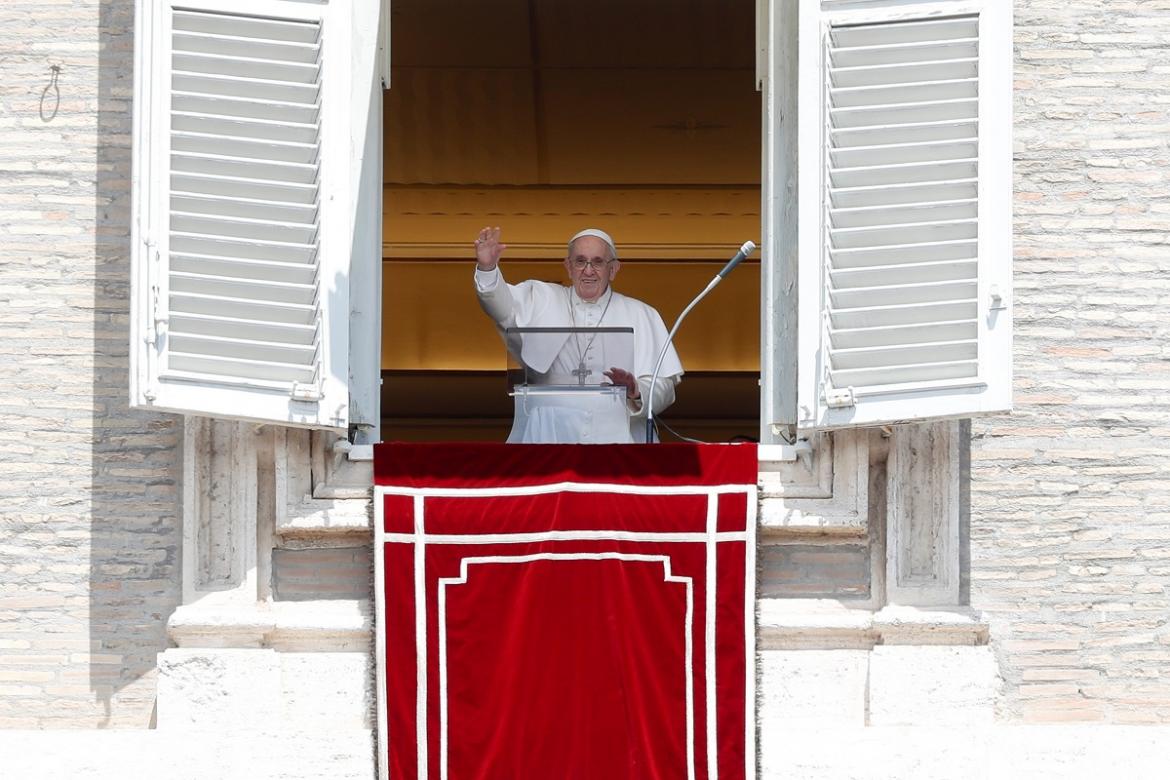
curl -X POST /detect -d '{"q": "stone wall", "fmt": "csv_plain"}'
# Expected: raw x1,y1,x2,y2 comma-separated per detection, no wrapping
0,0,182,727
970,0,1170,723
4,0,1170,737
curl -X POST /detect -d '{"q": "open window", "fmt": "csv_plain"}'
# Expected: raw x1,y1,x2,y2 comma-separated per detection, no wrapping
131,0,1011,443
379,0,763,443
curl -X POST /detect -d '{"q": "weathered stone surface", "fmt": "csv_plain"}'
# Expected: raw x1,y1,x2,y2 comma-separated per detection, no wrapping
157,648,372,731
868,646,1000,727
759,725,1170,780
758,650,868,727
0,730,375,779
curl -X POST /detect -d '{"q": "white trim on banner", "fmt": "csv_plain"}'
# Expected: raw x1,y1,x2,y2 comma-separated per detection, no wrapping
437,553,696,780
373,480,758,780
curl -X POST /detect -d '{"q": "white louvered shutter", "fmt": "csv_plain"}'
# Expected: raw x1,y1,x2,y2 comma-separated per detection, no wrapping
792,0,1011,430
131,0,364,429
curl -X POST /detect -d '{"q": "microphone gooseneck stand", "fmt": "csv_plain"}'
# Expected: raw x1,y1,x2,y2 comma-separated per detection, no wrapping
645,240,757,443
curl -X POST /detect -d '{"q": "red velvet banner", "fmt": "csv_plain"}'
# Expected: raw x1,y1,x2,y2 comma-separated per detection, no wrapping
374,443,757,780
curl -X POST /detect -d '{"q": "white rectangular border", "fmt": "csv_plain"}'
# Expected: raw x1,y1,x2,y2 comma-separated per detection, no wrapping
438,553,695,780
373,480,758,780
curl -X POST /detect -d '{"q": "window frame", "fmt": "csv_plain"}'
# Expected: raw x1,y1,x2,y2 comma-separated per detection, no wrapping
759,0,1013,439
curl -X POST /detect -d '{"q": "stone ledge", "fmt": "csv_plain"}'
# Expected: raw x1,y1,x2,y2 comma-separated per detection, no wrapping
168,600,372,651
873,605,990,646
758,599,989,650
0,730,375,780
759,726,1170,780
277,497,373,540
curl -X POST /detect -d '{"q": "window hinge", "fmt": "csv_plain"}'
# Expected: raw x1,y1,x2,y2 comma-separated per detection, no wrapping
824,386,856,409
290,381,322,402
144,281,165,346
989,284,1007,312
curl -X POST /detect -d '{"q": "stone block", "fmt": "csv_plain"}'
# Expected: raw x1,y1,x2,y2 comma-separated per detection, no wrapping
156,648,282,729
757,649,868,728
868,646,1000,727
280,652,373,729
157,647,373,731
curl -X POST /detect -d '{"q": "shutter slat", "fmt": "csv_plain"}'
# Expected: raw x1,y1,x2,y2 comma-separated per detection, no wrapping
173,31,320,63
171,152,318,184
831,58,978,89
832,118,977,149
832,258,978,288
171,193,318,224
830,160,976,189
172,112,319,144
830,78,976,109
171,212,317,244
830,219,978,250
171,172,317,204
830,98,978,129
173,10,319,44
169,312,316,345
830,359,977,388
168,352,316,383
169,332,318,365
170,271,317,305
831,279,977,310
830,238,977,269
830,39,978,68
830,17,979,48
829,199,977,229
172,92,319,125
831,339,977,371
172,73,319,104
830,179,977,208
169,291,316,325
829,299,977,330
171,252,317,285
170,232,318,263
831,138,978,169
829,319,977,350
172,53,319,84
172,131,319,164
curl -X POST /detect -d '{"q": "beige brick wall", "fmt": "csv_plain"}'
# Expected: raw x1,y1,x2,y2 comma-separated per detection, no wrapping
0,0,181,727
970,0,1170,723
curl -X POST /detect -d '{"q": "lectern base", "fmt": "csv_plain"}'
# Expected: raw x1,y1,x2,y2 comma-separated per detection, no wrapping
508,384,631,444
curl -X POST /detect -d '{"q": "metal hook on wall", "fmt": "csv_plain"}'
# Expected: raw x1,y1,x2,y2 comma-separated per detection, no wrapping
40,64,61,122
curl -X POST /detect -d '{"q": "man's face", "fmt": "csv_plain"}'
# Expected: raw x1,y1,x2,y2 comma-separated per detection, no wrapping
564,236,620,303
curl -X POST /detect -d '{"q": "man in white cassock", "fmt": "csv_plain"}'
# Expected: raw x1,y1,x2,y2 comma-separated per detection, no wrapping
474,226,683,444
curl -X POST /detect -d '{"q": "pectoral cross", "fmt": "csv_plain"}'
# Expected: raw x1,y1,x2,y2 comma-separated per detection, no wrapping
572,361,590,385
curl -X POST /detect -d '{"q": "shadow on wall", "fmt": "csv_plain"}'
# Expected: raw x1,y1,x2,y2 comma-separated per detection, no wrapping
88,0,182,727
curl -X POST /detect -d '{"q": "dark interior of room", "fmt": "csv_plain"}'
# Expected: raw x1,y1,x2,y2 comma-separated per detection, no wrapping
382,0,761,442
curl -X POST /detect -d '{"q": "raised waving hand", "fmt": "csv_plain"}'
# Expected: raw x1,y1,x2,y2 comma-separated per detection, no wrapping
474,226,506,271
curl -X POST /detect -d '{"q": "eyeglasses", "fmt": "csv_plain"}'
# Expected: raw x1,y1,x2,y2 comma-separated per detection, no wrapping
570,258,612,272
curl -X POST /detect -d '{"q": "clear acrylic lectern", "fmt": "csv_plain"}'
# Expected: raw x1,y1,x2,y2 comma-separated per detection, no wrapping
504,326,635,444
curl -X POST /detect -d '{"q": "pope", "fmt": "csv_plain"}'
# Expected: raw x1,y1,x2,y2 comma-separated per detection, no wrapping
474,226,684,443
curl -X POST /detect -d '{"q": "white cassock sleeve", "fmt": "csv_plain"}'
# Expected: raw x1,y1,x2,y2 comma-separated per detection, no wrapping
474,266,516,325
474,266,572,373
628,375,679,421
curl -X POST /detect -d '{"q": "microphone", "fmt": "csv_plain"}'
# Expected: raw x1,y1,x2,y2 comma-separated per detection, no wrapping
645,240,758,443
718,240,756,279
